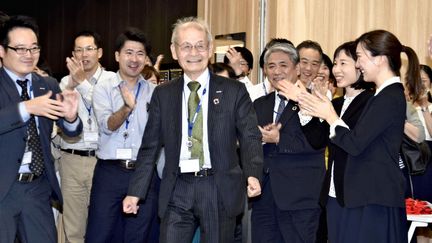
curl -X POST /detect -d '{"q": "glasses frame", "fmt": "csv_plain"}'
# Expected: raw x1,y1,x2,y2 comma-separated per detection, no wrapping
73,46,99,54
6,45,41,55
175,42,209,53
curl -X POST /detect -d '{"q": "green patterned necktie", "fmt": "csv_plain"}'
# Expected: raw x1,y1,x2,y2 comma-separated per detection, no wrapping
187,81,204,167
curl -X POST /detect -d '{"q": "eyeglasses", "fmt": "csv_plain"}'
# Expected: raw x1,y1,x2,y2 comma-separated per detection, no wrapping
175,42,208,53
73,46,98,54
7,46,41,55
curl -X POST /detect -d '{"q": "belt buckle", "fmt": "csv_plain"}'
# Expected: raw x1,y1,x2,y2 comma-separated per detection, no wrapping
194,169,206,177
125,160,135,169
18,173,34,182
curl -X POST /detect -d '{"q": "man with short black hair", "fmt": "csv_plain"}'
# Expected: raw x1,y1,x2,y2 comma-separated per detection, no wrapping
87,27,159,243
57,30,116,243
0,15,81,242
296,40,323,89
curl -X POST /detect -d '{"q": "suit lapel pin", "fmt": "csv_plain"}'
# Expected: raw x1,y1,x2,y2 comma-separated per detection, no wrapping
292,106,297,111
213,98,220,105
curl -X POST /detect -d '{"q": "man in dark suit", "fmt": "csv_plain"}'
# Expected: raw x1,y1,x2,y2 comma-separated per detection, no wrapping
251,43,328,243
123,16,263,243
0,16,81,242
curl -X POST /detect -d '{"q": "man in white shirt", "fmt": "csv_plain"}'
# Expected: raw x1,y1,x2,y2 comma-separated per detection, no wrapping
57,30,116,243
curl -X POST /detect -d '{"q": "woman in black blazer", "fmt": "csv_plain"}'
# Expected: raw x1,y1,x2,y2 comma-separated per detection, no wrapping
298,30,421,243
317,41,374,243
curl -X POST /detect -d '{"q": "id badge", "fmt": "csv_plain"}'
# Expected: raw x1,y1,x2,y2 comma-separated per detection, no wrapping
179,158,200,173
84,132,98,142
116,148,132,160
21,151,32,165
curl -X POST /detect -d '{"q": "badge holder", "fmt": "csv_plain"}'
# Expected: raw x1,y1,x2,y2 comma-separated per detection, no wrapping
116,131,132,160
179,137,200,173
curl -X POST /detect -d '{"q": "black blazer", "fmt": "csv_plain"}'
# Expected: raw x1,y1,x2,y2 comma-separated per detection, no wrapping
319,90,374,207
0,68,82,204
128,73,263,217
253,92,329,210
331,83,406,208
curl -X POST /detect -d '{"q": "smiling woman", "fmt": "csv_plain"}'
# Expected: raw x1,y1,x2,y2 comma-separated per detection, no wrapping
297,29,421,243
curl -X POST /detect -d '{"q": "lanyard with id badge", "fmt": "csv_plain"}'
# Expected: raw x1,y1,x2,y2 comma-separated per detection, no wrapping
82,97,98,143
83,70,103,143
179,82,206,173
116,82,141,160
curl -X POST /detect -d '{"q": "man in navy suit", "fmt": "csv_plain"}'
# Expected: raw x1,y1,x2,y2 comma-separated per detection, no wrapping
251,43,328,243
123,17,263,243
0,15,81,242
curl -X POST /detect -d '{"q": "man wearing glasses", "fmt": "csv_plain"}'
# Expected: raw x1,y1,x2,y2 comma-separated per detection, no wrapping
87,27,159,243
0,15,82,242
123,17,263,243
57,30,115,243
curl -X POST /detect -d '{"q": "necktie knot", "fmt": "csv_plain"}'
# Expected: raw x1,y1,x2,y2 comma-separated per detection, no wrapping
188,81,201,93
17,79,30,101
17,79,29,89
278,94,287,101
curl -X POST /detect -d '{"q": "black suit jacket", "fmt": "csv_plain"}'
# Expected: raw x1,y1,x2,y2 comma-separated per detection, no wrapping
128,73,263,217
331,83,406,208
0,68,82,204
319,90,374,207
253,92,329,210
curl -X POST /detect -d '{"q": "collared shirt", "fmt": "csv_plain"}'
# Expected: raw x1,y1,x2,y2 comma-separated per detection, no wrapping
375,76,401,96
273,90,312,126
58,66,116,150
93,72,156,160
5,67,34,122
273,90,288,122
180,69,212,169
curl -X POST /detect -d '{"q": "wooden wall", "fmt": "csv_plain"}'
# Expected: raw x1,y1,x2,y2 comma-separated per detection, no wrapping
2,0,197,79
198,0,261,82
199,0,432,84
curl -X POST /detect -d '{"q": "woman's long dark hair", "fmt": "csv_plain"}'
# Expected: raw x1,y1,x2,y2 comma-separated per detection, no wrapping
356,30,421,102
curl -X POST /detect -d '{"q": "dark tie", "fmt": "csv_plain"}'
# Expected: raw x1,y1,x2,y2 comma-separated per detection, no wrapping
16,80,44,176
187,81,204,167
275,94,286,122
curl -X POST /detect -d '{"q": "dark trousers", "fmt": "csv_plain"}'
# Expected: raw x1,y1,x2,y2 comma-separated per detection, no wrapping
251,174,321,243
85,159,160,243
160,174,236,243
0,175,56,243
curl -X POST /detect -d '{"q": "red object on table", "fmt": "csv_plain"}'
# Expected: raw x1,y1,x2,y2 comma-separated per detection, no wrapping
406,198,432,215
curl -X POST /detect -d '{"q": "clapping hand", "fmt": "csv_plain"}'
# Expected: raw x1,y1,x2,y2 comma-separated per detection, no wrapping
119,83,136,110
65,57,86,89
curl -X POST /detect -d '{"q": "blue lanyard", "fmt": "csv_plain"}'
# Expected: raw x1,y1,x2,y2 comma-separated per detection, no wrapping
82,98,92,118
186,85,207,138
82,69,103,118
125,82,142,130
